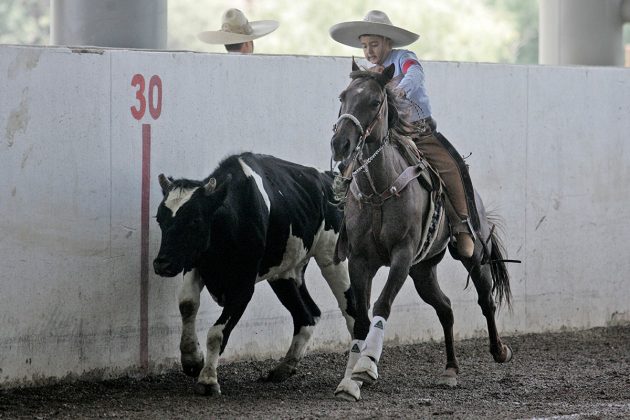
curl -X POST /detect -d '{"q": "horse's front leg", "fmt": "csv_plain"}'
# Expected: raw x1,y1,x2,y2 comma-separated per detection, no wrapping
195,286,254,396
178,269,205,377
352,247,413,386
335,255,378,401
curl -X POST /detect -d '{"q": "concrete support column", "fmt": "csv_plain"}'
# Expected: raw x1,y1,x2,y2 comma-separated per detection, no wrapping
51,0,167,49
539,0,628,66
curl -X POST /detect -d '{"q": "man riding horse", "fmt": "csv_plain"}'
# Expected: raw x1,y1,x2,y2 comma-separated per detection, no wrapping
330,10,479,259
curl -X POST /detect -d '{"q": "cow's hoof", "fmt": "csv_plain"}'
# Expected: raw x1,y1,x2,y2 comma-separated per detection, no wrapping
181,354,204,378
194,382,221,396
334,377,361,402
436,367,458,387
265,360,298,382
351,356,378,385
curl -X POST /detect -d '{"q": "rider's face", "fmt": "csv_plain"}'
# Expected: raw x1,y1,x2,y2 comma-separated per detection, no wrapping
360,35,392,65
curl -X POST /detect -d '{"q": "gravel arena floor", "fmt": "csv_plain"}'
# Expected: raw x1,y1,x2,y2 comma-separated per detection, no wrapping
1,326,629,419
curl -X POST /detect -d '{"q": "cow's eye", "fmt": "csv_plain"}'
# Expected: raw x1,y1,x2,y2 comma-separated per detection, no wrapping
189,218,202,227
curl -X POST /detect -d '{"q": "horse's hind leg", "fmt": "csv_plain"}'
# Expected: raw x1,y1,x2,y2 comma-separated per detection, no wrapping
266,265,319,382
466,261,512,363
409,256,460,387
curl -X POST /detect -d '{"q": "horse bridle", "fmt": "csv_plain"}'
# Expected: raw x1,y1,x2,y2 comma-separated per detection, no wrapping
333,89,389,174
333,87,390,195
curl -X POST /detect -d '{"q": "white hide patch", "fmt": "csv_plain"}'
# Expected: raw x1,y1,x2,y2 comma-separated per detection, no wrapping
165,187,198,217
286,325,315,361
199,323,226,385
238,158,270,212
256,224,310,284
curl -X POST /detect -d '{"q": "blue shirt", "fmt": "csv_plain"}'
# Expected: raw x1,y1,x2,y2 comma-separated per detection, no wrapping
382,49,432,121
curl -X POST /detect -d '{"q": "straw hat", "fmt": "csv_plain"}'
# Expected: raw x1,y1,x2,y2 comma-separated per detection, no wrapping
198,8,279,44
329,10,419,48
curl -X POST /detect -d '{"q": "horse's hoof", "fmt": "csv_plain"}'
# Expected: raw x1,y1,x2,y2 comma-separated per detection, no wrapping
334,378,361,402
493,343,513,363
181,354,204,378
264,361,297,383
502,344,513,363
436,368,458,387
351,356,378,385
194,382,221,396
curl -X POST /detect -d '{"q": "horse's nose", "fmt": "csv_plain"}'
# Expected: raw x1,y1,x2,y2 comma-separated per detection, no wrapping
331,134,351,161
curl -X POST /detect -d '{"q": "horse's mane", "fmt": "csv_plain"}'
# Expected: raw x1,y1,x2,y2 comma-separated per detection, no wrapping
349,70,417,147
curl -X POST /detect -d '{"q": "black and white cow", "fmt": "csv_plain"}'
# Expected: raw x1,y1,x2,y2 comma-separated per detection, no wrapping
153,152,355,395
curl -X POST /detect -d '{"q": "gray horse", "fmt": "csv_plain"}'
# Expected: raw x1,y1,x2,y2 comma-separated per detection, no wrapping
330,62,513,402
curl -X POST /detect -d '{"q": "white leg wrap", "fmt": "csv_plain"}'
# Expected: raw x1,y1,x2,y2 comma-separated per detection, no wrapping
362,316,386,363
344,339,364,378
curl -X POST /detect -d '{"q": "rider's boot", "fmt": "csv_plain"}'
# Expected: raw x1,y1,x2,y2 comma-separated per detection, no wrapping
452,221,475,258
412,126,480,259
443,197,476,258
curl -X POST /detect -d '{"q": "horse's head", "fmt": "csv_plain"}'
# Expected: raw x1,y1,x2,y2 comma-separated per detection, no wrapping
331,61,395,162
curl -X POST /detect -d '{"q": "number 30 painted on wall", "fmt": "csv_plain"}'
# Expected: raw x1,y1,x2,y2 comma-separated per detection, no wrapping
130,74,162,121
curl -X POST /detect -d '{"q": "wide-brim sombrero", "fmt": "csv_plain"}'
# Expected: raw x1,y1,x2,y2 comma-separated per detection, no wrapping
198,8,278,44
329,10,419,48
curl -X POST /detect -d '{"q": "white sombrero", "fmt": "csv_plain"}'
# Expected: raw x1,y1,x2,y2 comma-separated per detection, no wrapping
329,10,419,48
198,8,279,44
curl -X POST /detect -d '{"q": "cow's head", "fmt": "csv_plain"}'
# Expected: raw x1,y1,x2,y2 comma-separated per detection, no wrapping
153,173,230,277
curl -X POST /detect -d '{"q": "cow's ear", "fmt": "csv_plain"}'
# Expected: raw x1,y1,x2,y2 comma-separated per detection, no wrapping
206,173,232,199
158,174,172,196
381,64,395,83
203,178,217,195
352,57,360,72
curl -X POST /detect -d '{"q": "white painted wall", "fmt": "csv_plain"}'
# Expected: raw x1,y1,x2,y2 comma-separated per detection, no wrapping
1,45,629,387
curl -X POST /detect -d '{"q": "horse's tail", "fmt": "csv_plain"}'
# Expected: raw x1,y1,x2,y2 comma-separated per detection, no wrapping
486,213,512,310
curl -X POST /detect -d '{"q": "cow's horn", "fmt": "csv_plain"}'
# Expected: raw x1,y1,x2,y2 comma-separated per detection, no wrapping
158,174,172,191
204,178,217,194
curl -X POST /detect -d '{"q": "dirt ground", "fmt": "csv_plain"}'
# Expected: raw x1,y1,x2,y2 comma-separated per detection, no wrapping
1,326,629,419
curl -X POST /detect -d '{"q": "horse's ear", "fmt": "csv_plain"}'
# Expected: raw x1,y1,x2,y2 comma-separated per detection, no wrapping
352,57,360,72
382,64,395,83
158,174,173,196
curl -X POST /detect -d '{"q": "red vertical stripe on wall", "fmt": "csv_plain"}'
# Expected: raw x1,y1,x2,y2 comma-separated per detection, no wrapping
140,123,151,370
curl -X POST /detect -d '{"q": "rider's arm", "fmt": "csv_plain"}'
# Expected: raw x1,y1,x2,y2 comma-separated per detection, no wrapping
396,51,426,98
395,50,432,119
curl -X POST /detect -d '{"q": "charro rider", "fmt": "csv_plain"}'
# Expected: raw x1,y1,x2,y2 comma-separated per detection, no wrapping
329,10,479,258
198,8,278,54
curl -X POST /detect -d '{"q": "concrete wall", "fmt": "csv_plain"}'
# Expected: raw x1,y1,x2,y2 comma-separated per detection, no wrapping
1,45,629,387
